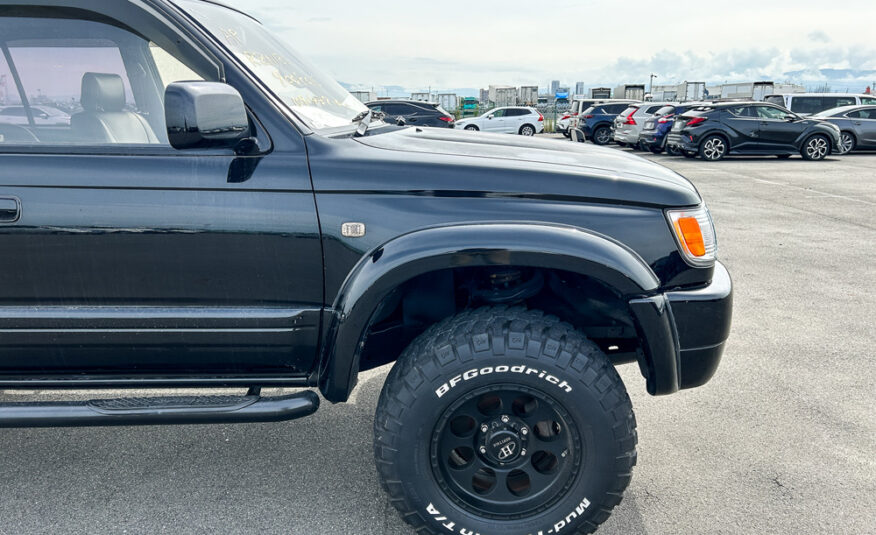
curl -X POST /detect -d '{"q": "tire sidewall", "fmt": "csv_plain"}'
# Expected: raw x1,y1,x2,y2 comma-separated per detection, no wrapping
389,352,626,535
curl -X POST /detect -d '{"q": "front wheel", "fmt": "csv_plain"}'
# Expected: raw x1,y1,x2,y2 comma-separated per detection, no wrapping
838,132,856,154
699,135,727,161
465,125,479,131
375,307,637,535
801,134,829,161
519,124,536,136
592,126,612,145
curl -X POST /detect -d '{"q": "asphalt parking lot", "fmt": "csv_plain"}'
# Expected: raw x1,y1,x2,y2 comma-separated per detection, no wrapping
1,147,874,535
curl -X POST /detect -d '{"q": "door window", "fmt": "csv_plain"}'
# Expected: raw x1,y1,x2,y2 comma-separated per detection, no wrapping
823,96,856,109
755,106,790,119
728,106,756,117
790,97,823,114
490,109,506,118
0,12,211,147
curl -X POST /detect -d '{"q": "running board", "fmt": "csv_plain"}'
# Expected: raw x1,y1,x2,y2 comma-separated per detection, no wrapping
0,391,319,428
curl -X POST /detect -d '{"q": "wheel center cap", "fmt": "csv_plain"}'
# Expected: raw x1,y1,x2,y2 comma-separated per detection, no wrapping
487,430,522,463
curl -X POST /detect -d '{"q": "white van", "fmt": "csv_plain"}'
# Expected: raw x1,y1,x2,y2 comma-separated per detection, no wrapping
764,93,876,116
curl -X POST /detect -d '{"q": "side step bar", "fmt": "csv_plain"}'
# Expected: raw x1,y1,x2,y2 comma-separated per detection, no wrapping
0,390,319,428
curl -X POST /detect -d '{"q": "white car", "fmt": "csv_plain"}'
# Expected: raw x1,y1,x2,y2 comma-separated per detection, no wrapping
455,106,544,136
0,105,71,126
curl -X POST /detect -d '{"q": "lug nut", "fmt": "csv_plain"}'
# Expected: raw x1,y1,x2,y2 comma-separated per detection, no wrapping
481,424,489,433
520,449,527,457
501,415,510,424
521,427,528,435
479,446,487,454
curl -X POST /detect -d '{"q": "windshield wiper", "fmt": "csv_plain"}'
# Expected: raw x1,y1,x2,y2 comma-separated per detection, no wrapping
352,109,386,137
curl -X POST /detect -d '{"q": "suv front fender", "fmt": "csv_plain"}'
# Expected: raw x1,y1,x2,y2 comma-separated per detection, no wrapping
318,223,661,402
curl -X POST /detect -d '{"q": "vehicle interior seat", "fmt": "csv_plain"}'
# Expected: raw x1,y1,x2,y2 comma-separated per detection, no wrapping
71,73,160,144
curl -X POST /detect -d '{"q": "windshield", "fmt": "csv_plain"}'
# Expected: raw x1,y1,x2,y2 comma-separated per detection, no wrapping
177,1,368,131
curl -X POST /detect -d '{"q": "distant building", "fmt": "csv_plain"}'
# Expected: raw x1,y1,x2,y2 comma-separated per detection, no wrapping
550,80,560,96
575,82,586,96
479,88,490,106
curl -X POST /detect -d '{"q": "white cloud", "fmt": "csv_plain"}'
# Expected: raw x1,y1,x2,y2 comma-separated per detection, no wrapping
223,0,876,91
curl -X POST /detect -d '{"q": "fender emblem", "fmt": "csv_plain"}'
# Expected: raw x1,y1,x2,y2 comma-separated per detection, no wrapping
341,222,366,238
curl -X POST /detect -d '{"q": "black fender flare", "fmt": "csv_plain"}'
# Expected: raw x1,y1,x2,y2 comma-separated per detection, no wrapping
318,223,662,402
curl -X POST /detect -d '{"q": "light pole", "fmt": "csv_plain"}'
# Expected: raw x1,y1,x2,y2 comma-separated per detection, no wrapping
650,73,658,94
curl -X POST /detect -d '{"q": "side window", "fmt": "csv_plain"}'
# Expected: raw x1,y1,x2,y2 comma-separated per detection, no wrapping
728,106,754,117
492,109,506,118
861,97,876,105
828,97,856,108
368,104,382,113
846,111,860,118
0,13,213,147
756,106,789,119
860,109,876,119
790,97,822,114
150,44,203,88
646,105,663,114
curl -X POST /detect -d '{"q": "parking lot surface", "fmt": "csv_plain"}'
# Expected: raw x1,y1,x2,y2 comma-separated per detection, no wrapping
1,148,874,535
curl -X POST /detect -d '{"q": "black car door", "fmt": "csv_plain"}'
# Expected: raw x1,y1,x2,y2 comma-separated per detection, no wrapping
722,105,760,152
755,105,802,152
0,7,322,379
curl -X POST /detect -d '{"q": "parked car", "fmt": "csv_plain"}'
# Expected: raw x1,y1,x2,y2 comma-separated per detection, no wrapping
613,102,675,149
0,2,732,535
572,100,639,145
455,106,544,135
557,98,609,137
764,93,876,116
639,103,707,155
0,105,71,126
811,105,876,154
365,99,455,128
666,102,841,161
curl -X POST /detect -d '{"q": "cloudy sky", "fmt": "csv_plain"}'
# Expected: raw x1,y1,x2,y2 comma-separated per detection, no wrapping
228,0,875,93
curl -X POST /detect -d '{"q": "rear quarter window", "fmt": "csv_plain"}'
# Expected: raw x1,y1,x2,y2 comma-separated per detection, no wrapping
765,96,786,106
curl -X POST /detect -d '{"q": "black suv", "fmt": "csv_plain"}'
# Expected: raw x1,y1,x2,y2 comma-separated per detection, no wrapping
0,2,732,534
366,99,456,127
667,101,842,161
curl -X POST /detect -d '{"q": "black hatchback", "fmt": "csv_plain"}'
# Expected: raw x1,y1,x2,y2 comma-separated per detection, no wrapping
666,102,842,161
365,99,455,128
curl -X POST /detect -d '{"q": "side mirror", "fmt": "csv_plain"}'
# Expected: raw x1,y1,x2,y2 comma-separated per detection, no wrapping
784,114,797,121
487,115,493,120
165,81,250,150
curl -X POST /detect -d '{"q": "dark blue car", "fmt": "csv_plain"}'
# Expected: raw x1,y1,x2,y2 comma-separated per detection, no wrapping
638,103,705,155
573,101,637,145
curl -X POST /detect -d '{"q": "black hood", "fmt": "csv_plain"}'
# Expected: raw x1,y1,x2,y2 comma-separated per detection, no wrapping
352,127,702,208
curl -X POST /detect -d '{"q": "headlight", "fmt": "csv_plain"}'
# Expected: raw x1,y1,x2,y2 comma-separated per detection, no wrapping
666,205,717,267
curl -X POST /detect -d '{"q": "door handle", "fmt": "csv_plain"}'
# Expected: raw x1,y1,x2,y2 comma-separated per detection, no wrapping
0,197,21,223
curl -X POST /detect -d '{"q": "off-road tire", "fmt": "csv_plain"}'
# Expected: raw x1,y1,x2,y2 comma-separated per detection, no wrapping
374,306,637,535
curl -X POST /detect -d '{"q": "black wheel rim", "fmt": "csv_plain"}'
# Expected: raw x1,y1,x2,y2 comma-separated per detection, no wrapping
430,384,581,519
